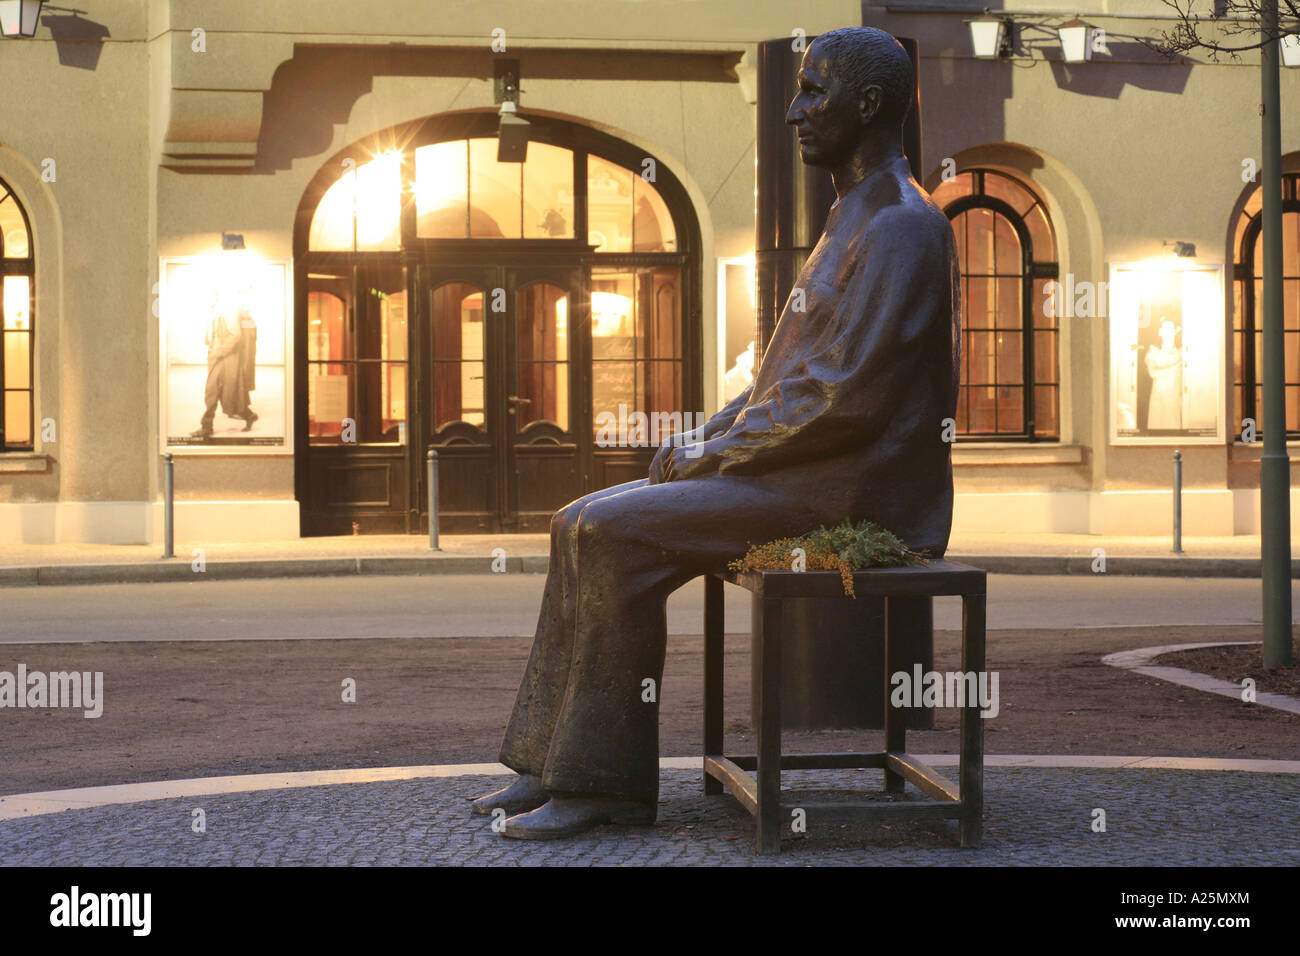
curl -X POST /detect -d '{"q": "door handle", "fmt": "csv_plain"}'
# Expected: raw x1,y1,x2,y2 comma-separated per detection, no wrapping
507,395,531,416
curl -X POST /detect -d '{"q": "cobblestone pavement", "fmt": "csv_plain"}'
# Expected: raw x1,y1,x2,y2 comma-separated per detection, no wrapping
2,767,1296,866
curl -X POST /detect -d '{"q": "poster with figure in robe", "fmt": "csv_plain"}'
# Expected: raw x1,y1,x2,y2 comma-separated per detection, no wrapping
1108,262,1224,444
161,257,293,453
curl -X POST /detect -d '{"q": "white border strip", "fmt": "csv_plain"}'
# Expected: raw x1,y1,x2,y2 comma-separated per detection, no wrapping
1102,641,1300,717
3,754,1300,822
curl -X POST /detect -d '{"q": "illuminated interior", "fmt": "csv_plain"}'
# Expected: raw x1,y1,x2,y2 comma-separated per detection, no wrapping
0,182,32,449
307,267,408,443
302,132,686,459
931,169,1059,440
309,140,675,252
1231,172,1300,436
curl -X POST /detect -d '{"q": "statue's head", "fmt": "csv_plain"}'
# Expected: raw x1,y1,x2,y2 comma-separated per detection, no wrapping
786,27,914,169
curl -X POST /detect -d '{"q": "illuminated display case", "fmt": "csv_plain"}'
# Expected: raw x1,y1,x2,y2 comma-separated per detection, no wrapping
1108,261,1225,445
160,256,294,453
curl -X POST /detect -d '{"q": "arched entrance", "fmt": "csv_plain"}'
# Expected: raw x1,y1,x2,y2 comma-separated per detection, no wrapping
293,112,702,534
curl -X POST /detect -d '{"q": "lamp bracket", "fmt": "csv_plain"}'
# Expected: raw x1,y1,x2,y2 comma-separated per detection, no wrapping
494,59,522,104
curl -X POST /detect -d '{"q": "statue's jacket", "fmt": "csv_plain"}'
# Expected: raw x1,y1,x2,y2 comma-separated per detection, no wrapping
705,156,961,557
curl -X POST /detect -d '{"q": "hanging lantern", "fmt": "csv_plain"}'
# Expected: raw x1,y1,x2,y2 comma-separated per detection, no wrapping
967,17,1012,59
1058,19,1093,64
0,0,44,38
1281,34,1300,69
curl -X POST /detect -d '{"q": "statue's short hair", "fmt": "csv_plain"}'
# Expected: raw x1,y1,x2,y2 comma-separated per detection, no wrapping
813,27,914,127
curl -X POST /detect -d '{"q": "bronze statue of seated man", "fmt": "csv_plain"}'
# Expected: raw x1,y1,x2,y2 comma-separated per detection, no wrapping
472,25,960,840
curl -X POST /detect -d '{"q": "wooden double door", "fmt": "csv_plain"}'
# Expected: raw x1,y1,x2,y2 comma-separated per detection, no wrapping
298,252,677,536
413,261,584,533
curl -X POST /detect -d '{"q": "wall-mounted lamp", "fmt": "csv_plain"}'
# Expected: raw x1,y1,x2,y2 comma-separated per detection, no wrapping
221,232,246,251
0,0,44,37
1058,19,1094,64
967,16,1013,59
1282,34,1300,68
1166,240,1197,258
494,59,529,163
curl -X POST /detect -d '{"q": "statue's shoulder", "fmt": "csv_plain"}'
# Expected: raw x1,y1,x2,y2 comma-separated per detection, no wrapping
856,174,953,255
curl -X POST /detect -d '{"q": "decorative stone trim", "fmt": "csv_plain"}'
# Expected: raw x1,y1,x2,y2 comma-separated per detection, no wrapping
953,443,1084,466
0,454,50,474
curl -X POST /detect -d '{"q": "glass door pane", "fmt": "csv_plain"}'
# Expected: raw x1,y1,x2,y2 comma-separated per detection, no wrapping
430,282,487,430
515,282,569,431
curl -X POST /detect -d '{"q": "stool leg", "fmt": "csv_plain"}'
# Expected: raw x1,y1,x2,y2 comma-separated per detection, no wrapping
704,574,724,796
959,591,986,848
883,595,906,793
754,594,783,855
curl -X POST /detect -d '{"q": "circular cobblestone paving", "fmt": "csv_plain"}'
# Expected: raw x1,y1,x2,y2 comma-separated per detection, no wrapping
2,768,1296,866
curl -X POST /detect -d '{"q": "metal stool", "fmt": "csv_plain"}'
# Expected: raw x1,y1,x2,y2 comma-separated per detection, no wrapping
702,560,987,854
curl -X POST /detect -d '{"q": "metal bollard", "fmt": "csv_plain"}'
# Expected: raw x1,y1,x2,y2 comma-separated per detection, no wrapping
427,448,441,551
163,452,175,559
1172,450,1183,555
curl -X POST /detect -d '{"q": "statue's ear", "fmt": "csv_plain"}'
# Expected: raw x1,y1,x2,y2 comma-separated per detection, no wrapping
859,85,883,126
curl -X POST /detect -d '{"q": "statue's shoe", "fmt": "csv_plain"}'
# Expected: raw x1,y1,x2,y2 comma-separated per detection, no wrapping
470,773,548,817
500,796,656,840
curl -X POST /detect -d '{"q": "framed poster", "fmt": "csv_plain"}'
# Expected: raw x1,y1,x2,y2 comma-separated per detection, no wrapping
160,256,293,454
1108,261,1225,445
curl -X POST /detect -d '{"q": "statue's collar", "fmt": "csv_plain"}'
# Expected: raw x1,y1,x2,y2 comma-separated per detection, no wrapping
829,156,910,212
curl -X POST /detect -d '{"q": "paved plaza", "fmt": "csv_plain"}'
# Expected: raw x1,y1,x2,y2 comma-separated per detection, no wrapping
1,543,1294,869
2,765,1296,867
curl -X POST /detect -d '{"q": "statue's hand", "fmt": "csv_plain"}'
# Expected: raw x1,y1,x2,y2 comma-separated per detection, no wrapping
649,426,707,484
665,439,721,482
648,441,672,485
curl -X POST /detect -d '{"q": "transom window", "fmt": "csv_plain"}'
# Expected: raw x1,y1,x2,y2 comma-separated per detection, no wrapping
0,178,33,450
1231,172,1300,439
930,169,1060,441
307,139,677,254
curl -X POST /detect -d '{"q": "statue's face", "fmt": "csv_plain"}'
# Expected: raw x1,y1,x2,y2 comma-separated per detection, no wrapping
785,40,868,167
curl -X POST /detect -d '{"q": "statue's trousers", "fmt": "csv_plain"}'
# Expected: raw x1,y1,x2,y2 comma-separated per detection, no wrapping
498,474,833,804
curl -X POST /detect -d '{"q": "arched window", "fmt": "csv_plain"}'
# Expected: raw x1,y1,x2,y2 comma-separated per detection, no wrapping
930,169,1059,441
0,178,33,450
1231,172,1300,439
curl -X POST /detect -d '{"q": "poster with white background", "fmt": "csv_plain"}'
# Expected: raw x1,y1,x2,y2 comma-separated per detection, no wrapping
160,256,293,453
1109,261,1223,445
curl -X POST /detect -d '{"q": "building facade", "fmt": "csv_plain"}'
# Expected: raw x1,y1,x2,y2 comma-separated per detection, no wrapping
0,0,1296,543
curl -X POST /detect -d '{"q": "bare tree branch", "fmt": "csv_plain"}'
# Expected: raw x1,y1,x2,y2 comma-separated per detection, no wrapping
1147,0,1300,61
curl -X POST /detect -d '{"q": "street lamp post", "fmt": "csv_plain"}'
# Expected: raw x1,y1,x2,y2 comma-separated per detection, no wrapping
1260,0,1293,668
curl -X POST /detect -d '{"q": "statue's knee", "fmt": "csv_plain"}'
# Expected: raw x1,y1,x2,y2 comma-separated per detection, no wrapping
574,502,613,552
553,498,587,535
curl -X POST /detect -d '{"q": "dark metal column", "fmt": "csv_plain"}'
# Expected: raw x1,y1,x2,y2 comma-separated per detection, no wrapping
754,38,837,366
1260,0,1293,667
755,32,934,730
754,36,923,363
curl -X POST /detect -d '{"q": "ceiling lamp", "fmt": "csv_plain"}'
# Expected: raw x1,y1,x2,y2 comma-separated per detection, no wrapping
0,0,44,38
967,16,1013,59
